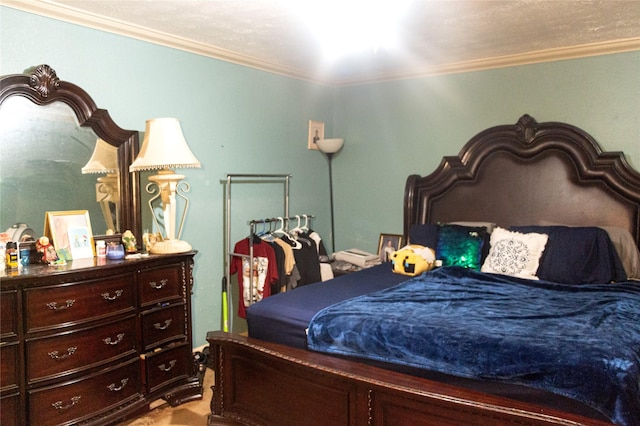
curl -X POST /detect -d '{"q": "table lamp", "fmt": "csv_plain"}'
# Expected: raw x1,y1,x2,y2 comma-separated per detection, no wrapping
82,138,120,233
130,118,201,254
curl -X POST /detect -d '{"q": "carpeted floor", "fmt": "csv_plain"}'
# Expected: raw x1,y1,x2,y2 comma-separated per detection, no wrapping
118,368,213,426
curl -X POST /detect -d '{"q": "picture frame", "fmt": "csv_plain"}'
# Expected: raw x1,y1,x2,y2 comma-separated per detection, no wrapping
44,210,95,260
308,120,324,150
377,233,404,262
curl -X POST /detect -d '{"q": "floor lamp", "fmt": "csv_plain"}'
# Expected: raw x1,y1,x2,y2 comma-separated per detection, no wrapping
316,138,344,253
130,118,201,254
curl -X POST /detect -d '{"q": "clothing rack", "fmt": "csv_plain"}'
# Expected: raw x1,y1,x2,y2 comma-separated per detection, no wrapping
223,174,291,332
229,214,315,326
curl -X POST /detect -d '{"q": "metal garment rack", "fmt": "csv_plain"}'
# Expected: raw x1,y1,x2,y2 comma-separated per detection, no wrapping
223,174,291,332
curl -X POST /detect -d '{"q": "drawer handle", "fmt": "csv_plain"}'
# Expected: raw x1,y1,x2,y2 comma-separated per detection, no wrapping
107,378,129,392
48,346,77,360
52,396,81,410
149,279,169,289
158,359,177,372
153,319,172,330
46,299,75,311
101,289,124,301
103,333,125,345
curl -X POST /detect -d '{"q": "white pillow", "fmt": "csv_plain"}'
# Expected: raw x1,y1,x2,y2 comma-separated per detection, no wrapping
481,227,548,280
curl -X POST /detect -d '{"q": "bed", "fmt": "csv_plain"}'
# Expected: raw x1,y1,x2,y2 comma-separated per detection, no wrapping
206,114,640,426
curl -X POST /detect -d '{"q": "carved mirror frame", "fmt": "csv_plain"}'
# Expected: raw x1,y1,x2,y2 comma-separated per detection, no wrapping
0,64,141,242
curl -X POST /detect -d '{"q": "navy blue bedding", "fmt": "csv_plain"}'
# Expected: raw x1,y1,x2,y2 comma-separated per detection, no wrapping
307,267,640,425
246,263,410,348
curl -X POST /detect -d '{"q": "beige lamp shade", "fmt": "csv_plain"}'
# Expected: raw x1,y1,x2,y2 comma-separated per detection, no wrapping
82,138,118,174
316,138,344,154
130,118,201,172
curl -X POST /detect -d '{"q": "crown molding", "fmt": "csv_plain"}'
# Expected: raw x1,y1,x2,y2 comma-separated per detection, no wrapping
334,37,640,86
1,0,318,82
3,0,639,87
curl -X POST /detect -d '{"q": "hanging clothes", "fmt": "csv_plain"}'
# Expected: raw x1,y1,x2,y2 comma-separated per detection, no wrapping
302,229,328,259
230,237,278,318
273,237,296,275
284,232,322,286
267,240,286,294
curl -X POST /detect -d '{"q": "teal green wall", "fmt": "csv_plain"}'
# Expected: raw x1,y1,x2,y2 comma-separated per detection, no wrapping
3,7,639,346
332,53,640,253
1,7,335,345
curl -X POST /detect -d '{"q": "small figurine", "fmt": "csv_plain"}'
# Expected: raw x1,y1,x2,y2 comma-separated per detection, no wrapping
122,230,137,253
36,236,59,264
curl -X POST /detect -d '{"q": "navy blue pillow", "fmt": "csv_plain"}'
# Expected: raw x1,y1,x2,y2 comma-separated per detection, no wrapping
510,226,626,284
409,224,439,248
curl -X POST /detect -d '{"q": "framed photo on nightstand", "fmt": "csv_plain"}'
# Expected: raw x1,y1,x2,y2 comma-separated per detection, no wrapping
377,233,403,263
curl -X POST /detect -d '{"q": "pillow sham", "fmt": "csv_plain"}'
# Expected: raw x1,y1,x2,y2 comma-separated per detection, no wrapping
436,224,487,270
511,225,626,284
537,221,639,280
600,226,640,280
408,224,439,247
481,227,548,280
449,221,497,233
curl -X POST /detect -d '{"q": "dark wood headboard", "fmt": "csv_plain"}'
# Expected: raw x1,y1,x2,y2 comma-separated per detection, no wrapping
404,114,640,249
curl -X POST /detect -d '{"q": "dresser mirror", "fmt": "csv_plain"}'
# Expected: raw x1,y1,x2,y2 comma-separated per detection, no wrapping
0,64,141,242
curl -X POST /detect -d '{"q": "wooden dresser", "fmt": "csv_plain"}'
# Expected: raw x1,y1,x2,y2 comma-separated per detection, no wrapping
0,252,201,426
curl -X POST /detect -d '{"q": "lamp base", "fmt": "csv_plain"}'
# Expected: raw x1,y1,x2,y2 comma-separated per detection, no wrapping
150,239,193,254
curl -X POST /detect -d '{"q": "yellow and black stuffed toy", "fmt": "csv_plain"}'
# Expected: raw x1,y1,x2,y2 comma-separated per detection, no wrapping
390,244,436,276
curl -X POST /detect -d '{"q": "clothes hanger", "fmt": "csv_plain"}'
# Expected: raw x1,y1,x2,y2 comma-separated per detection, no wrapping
259,220,277,241
256,221,267,236
301,214,309,232
276,216,301,249
289,215,302,235
250,222,262,244
272,217,287,236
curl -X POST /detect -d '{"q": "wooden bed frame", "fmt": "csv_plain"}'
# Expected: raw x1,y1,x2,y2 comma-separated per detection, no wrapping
207,115,640,425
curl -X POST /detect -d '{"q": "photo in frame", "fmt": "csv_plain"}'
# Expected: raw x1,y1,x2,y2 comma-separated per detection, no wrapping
308,120,324,150
44,210,95,260
377,233,404,263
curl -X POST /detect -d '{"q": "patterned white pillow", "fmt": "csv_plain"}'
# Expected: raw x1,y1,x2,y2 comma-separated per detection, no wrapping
481,227,549,280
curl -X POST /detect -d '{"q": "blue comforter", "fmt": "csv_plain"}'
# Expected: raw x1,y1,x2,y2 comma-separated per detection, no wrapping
307,267,640,425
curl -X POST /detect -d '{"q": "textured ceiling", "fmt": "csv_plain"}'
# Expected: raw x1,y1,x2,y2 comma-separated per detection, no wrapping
6,0,640,84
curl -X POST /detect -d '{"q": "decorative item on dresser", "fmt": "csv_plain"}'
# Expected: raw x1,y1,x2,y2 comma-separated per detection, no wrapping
129,118,201,255
0,252,201,426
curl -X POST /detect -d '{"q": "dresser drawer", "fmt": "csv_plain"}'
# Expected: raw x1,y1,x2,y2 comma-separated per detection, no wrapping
138,265,182,307
141,304,186,350
0,342,19,390
1,290,18,338
1,392,19,426
24,274,134,332
28,357,141,426
26,316,136,384
143,342,192,394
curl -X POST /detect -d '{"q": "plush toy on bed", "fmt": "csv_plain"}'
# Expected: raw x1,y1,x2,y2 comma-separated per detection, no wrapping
390,244,436,276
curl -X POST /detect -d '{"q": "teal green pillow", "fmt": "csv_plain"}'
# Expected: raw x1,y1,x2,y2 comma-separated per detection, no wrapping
436,224,487,270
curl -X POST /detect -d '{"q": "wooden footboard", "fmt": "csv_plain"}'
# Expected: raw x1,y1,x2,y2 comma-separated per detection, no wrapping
206,331,611,426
